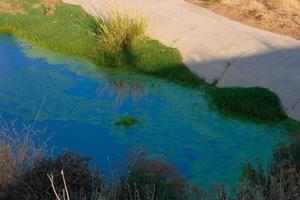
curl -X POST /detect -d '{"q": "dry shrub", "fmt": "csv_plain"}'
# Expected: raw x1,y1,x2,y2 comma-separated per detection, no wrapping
0,117,48,192
116,152,203,200
215,141,300,200
0,144,18,190
4,151,102,200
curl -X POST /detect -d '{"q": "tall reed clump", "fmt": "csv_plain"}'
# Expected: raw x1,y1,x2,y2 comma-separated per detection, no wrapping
95,6,148,67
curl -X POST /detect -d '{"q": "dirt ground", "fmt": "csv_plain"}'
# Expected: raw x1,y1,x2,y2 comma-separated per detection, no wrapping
0,2,25,14
187,0,300,40
0,0,61,15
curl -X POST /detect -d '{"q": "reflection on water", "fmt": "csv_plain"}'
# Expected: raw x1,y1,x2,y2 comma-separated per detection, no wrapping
98,80,146,108
0,34,289,190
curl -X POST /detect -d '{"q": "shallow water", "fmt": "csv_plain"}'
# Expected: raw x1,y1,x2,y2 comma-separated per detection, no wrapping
0,34,288,190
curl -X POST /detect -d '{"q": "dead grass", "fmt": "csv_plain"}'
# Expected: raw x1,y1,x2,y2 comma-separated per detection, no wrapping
0,118,48,191
187,0,300,40
0,144,18,190
0,2,26,15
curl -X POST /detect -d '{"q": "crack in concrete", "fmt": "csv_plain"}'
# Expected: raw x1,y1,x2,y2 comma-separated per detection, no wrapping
171,25,201,47
216,50,250,84
289,97,300,113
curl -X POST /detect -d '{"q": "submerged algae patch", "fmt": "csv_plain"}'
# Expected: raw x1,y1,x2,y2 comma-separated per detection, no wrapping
115,116,140,129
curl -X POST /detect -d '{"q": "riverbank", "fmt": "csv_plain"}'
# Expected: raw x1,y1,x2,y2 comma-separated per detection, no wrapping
63,0,300,122
0,0,295,123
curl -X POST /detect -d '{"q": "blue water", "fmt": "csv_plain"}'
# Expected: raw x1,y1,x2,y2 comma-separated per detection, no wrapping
0,34,288,190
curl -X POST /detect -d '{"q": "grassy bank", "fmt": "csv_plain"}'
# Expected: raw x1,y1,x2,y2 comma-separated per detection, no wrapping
0,0,288,123
207,87,287,123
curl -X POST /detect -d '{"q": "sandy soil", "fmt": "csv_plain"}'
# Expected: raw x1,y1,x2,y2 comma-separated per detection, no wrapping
187,0,300,40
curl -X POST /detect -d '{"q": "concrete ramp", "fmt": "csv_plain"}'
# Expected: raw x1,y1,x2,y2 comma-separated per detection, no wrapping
63,0,300,121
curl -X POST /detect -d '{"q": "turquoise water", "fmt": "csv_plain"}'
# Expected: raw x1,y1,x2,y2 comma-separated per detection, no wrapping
0,34,288,190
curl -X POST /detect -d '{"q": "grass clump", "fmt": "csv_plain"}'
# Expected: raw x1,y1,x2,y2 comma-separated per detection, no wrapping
95,6,147,67
207,87,287,122
115,116,139,129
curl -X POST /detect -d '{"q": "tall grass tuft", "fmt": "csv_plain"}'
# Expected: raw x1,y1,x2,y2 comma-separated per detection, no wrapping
95,6,148,67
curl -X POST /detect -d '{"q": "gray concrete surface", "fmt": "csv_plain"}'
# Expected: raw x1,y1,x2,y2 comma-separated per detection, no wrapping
64,0,300,121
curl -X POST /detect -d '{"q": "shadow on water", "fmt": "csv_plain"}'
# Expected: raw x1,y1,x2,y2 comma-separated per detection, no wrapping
0,33,297,191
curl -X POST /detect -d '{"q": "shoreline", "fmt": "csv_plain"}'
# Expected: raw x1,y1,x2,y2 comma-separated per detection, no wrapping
63,0,300,122
0,0,297,124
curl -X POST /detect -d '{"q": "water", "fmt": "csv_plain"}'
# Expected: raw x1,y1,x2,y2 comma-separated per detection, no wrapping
0,34,288,190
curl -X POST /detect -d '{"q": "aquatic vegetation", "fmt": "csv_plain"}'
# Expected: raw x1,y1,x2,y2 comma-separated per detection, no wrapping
115,116,140,129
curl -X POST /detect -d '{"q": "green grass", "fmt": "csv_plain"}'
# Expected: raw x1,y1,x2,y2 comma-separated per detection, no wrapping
0,0,291,123
130,39,204,86
207,87,287,122
0,1,100,63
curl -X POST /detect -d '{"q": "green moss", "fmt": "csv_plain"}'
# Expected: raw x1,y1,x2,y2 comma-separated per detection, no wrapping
207,87,287,122
131,40,204,86
0,2,99,63
0,0,291,123
115,116,139,129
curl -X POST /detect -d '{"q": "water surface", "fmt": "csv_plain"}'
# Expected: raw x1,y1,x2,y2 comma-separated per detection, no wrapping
0,34,288,190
